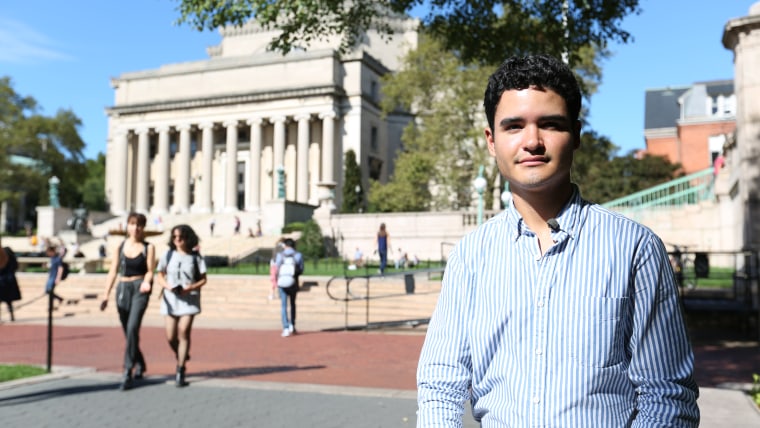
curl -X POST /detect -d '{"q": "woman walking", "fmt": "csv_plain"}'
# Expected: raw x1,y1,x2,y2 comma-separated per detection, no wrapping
376,223,391,276
100,212,156,391
0,237,21,322
156,224,207,387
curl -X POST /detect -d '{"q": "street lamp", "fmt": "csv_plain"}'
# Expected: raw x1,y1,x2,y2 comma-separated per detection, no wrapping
473,165,487,225
354,185,362,213
48,176,60,208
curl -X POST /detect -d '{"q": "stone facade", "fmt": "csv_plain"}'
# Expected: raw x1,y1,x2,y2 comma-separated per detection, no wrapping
723,1,760,251
104,17,419,231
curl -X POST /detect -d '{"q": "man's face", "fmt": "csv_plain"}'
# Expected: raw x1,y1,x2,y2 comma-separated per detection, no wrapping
485,87,579,195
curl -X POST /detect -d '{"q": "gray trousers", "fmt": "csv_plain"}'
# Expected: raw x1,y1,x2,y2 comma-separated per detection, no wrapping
116,279,149,371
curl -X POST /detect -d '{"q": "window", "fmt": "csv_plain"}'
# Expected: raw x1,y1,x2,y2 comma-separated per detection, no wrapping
370,126,378,152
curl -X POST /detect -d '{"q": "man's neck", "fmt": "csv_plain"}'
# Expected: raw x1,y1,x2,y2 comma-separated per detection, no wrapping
511,182,573,233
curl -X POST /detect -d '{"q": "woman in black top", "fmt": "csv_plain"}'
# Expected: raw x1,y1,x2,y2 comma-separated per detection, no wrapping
100,212,156,391
0,236,21,322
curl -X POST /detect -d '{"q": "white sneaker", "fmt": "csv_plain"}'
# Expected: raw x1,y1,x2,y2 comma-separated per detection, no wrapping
281,328,291,337
288,324,295,334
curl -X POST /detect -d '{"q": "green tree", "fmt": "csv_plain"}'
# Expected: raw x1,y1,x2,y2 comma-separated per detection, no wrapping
0,77,87,223
79,153,108,211
572,130,679,203
341,149,363,213
367,149,434,212
377,35,491,211
175,0,640,67
298,219,326,259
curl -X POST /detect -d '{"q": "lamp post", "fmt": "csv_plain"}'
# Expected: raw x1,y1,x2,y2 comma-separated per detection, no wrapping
354,185,362,213
48,176,60,208
473,165,487,225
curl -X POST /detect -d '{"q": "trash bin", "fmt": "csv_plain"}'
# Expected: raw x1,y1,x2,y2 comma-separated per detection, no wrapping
404,274,415,294
694,252,709,278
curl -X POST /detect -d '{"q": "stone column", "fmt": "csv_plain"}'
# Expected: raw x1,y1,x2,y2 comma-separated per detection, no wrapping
723,3,760,249
247,117,263,213
272,116,287,198
295,114,310,203
110,130,129,214
224,120,239,212
135,127,151,214
199,122,214,213
319,110,337,185
153,126,170,214
175,124,192,213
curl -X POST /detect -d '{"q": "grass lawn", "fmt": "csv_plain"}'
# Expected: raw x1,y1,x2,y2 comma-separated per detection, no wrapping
0,364,48,382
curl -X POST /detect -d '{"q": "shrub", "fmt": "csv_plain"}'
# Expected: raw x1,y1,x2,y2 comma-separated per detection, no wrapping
298,219,325,259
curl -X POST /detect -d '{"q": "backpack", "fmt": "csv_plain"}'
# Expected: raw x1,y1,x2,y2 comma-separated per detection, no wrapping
166,249,202,282
61,261,70,280
277,255,298,288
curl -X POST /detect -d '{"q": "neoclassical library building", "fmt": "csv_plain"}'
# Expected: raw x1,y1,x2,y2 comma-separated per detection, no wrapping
104,17,418,220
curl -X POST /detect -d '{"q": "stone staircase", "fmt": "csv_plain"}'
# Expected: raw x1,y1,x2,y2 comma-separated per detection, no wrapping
4,272,442,333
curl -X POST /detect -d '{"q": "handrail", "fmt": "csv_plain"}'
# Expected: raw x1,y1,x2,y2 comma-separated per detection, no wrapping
602,167,714,212
325,267,445,330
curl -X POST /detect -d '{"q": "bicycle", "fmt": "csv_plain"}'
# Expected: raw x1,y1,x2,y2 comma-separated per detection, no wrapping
668,244,697,290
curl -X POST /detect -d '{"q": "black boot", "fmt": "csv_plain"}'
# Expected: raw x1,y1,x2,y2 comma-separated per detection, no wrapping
176,365,188,387
120,370,133,391
134,362,146,380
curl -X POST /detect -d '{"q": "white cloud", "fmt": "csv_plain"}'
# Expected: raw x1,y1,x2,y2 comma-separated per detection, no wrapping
0,18,74,63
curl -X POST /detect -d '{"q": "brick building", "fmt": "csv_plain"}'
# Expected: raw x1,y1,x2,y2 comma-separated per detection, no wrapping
644,80,736,174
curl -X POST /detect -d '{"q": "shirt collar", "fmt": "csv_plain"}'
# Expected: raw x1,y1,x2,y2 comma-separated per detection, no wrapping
504,184,582,242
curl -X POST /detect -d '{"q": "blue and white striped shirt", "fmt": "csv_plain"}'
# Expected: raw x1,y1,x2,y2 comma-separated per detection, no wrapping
417,187,699,427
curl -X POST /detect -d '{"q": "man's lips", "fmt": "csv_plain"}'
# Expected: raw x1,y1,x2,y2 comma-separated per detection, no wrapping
518,156,548,165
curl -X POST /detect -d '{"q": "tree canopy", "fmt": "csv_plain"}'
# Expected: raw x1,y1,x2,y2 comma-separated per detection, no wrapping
0,77,96,229
175,0,640,66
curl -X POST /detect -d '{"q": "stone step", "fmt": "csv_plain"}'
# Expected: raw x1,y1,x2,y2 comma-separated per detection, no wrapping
8,273,441,332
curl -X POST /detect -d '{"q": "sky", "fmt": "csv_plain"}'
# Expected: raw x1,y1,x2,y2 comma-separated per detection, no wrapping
0,0,755,161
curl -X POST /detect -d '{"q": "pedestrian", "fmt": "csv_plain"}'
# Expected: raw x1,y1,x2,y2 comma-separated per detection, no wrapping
100,212,156,391
416,54,699,426
353,247,364,268
275,238,304,337
209,217,216,236
44,245,65,306
156,224,207,387
0,237,21,322
376,223,391,275
234,216,241,235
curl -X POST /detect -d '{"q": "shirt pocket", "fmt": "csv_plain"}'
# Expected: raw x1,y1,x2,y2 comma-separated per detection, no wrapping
568,296,629,368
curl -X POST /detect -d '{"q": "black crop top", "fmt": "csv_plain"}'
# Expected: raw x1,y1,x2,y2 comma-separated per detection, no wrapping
121,244,149,276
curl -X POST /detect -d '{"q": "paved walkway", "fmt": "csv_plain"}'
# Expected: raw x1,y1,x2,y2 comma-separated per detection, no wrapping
1,321,759,427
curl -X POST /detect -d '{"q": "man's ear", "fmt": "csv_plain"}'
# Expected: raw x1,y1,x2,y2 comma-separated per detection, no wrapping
485,127,496,156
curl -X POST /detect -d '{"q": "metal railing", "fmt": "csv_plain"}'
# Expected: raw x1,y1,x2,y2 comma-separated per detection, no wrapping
602,167,715,214
325,267,445,331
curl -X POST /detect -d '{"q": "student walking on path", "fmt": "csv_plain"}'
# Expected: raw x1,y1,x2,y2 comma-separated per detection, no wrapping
44,245,65,306
100,212,156,391
275,238,303,337
376,223,391,276
0,237,21,322
156,224,207,387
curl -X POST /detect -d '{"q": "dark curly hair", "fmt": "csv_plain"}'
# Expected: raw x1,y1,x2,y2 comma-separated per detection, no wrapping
483,54,581,132
168,224,200,252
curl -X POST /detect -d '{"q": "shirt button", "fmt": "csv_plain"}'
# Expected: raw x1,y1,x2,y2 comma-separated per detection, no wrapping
535,348,543,355
532,396,540,404
536,299,544,307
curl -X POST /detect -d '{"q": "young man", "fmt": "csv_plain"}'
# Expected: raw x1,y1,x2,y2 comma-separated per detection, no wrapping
44,245,65,305
275,238,304,337
416,54,699,426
